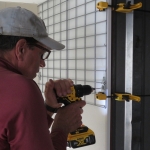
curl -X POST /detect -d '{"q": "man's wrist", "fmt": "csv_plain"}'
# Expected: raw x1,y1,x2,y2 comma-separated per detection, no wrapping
44,102,59,113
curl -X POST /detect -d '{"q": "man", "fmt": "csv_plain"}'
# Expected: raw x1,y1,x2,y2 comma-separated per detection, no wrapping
0,7,86,150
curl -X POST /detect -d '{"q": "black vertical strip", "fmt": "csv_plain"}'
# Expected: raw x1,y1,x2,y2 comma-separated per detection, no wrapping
142,3,150,149
111,0,126,150
111,10,117,150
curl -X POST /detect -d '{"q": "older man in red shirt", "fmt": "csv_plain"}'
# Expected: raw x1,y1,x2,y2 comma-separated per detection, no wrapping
0,7,85,150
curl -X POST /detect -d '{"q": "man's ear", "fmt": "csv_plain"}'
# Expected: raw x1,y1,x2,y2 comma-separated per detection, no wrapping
15,39,27,61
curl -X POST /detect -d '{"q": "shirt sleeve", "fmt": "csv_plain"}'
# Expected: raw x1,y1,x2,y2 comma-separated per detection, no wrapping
2,77,67,150
51,129,67,150
46,115,67,150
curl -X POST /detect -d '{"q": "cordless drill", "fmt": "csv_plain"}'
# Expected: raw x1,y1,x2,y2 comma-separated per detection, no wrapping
56,84,96,148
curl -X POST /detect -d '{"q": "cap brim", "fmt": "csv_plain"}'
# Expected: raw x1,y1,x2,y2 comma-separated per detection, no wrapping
34,36,65,50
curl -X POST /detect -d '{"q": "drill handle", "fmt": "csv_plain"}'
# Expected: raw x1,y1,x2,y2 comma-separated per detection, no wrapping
56,96,72,106
54,89,70,106
53,89,71,105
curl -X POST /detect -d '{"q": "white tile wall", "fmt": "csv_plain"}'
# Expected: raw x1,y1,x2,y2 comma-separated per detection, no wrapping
38,0,109,108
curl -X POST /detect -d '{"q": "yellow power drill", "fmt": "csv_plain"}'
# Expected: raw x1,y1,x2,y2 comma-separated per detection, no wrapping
56,84,96,148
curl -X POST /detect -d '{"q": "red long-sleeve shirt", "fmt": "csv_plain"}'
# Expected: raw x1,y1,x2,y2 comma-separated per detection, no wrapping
0,58,67,150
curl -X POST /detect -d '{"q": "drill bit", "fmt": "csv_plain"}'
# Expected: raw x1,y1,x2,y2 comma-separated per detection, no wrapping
92,88,102,90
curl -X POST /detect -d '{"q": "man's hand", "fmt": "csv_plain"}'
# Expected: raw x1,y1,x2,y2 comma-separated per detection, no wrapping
44,79,73,109
52,100,86,135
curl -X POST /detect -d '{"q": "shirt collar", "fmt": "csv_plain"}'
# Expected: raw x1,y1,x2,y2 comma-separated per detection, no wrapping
0,58,22,75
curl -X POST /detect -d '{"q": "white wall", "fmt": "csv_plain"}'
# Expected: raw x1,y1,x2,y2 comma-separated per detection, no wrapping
0,1,37,11
38,0,111,150
80,104,109,150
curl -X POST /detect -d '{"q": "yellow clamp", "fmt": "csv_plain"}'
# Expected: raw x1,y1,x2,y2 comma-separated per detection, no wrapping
116,1,142,13
96,2,109,11
96,1,142,13
96,92,107,100
114,93,141,102
96,92,141,102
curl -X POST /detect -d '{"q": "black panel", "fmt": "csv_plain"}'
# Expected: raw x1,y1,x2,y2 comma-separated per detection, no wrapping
133,0,150,149
111,0,126,150
132,7,144,150
143,6,150,150
111,0,150,150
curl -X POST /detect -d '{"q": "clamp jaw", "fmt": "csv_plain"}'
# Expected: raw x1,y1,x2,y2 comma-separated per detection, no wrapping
96,92,107,100
96,2,109,11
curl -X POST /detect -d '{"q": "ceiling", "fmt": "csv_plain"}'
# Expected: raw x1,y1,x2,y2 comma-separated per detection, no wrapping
0,0,46,4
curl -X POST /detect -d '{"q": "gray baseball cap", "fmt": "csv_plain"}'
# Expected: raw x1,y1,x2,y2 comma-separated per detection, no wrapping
0,6,65,50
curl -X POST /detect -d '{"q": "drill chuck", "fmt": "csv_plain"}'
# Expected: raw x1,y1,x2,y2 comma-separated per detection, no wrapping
74,84,93,97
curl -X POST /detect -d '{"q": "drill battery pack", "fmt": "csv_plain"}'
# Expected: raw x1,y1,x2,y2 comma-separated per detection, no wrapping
67,125,96,148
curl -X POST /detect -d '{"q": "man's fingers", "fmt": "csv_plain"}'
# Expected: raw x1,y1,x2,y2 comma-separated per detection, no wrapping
73,100,86,108
54,79,73,96
52,100,86,134
80,108,83,114
64,79,72,94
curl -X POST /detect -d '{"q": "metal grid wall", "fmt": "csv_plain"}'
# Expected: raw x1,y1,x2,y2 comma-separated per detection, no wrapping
38,0,108,107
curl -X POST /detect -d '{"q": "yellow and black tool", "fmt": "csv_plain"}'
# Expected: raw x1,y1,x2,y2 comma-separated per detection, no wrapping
67,125,95,148
56,85,95,105
56,84,96,148
96,1,142,13
96,92,141,102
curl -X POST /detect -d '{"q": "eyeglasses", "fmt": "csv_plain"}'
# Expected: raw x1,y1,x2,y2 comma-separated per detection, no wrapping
28,44,51,60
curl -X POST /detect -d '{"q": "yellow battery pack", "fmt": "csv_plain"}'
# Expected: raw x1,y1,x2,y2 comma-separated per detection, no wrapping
67,126,96,148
